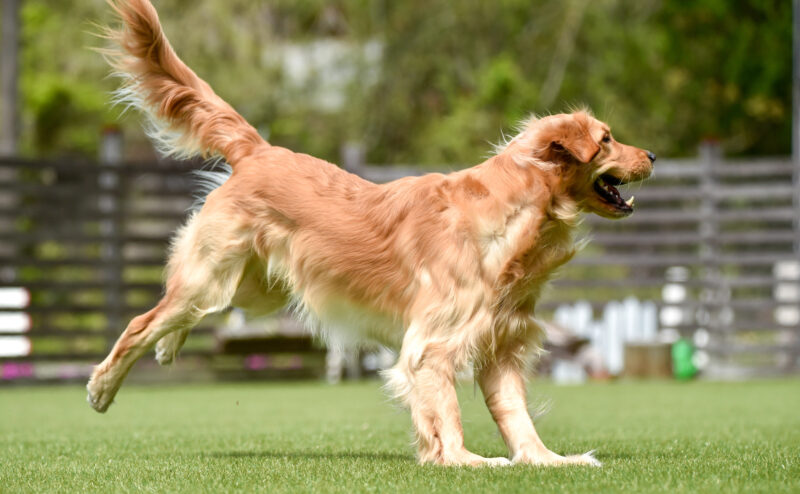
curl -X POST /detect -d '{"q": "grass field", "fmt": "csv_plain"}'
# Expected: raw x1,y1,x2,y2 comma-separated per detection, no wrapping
0,379,798,493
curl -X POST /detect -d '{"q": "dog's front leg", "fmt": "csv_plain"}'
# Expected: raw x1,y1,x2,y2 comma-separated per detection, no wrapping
386,342,510,467
477,352,600,467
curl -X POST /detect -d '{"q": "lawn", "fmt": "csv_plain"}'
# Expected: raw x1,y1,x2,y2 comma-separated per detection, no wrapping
0,379,798,493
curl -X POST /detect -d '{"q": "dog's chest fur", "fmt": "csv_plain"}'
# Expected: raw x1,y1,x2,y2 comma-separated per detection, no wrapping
492,201,578,309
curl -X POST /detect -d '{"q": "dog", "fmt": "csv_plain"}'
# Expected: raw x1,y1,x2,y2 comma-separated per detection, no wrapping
87,0,654,467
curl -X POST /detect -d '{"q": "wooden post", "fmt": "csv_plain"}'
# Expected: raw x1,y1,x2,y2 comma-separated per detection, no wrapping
698,141,726,375
623,343,672,379
99,128,124,350
793,0,800,257
790,0,800,371
1,0,20,156
341,141,364,174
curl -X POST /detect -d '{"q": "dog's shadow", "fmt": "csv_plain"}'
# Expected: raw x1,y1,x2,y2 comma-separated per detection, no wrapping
207,450,411,462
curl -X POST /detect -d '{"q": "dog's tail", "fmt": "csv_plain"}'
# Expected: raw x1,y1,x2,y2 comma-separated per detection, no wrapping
102,0,266,165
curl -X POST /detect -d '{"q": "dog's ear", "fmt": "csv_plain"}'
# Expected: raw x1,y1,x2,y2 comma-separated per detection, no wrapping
550,129,600,164
535,116,600,164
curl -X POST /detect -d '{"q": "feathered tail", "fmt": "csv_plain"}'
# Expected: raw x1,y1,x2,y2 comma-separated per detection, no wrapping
102,0,266,165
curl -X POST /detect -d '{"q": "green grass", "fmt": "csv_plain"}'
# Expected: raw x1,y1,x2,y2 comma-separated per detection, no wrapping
1,379,798,493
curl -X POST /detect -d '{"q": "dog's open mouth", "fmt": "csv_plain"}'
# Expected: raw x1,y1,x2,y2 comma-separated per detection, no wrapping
593,174,634,214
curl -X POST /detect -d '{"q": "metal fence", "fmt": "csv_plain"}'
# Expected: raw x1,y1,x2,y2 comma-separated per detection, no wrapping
0,149,798,382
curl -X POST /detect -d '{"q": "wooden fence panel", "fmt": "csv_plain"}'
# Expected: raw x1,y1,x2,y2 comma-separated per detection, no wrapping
0,149,798,381
356,151,800,377
0,158,219,382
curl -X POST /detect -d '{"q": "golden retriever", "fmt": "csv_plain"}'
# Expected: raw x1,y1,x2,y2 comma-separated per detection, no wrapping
87,0,654,467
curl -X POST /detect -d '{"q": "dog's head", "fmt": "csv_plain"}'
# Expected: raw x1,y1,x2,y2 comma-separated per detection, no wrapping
509,112,654,218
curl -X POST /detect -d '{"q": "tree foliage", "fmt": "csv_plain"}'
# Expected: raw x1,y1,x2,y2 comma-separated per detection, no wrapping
6,0,792,163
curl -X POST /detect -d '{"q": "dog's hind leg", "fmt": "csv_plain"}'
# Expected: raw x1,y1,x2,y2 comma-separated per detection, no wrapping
87,211,249,412
87,291,202,412
155,261,288,366
154,328,190,365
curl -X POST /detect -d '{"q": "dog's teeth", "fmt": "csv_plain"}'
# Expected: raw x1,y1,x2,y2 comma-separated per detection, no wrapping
626,196,635,206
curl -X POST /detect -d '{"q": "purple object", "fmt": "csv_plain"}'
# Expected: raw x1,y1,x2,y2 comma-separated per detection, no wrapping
1,362,34,380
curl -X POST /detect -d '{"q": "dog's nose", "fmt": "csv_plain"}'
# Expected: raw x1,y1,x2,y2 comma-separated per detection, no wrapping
646,151,656,163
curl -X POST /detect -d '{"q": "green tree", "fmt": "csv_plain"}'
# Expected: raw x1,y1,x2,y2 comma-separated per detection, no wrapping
7,0,792,163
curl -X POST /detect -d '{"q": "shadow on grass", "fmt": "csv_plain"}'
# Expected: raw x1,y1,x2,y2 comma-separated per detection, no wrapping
207,450,412,462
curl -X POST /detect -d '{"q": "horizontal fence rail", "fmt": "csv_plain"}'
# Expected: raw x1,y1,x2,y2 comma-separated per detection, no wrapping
0,148,799,382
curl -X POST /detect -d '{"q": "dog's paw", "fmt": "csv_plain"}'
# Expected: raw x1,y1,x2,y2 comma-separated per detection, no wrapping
562,451,602,467
86,376,115,413
427,450,512,467
481,456,513,467
572,450,601,467
512,449,601,467
447,452,512,467
154,345,175,366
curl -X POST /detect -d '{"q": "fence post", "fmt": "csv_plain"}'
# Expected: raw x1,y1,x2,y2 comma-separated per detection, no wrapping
0,0,20,157
790,0,800,372
341,141,365,174
698,141,727,374
99,127,125,350
793,0,800,258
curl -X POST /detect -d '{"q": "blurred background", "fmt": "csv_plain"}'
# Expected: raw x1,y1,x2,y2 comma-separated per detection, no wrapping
0,0,797,385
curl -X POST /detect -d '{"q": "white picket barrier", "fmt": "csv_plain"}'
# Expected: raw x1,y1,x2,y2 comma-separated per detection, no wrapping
0,287,31,358
554,297,658,376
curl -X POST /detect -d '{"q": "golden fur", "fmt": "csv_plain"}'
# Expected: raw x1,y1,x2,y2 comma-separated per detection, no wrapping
87,0,654,467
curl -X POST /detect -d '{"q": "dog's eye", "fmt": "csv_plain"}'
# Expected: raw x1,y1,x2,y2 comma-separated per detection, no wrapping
602,135,611,143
